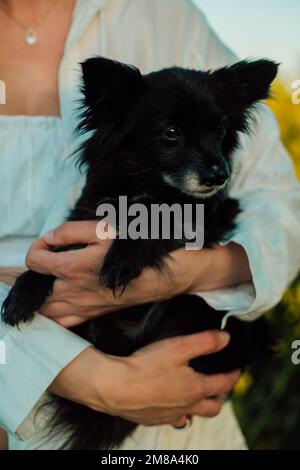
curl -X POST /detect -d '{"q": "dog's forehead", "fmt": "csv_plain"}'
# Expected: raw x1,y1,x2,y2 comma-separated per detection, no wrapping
142,69,222,125
146,68,215,94
144,68,221,112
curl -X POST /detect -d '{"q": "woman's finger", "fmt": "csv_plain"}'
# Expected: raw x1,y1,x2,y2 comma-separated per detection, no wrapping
190,397,224,418
43,221,101,246
201,369,241,397
54,315,86,327
25,237,58,275
171,330,231,365
26,242,103,277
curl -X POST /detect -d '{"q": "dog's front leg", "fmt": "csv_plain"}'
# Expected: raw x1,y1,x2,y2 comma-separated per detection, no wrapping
1,271,55,326
100,238,168,292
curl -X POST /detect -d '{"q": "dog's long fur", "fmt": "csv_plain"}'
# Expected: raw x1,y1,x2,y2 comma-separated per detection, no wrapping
2,57,278,449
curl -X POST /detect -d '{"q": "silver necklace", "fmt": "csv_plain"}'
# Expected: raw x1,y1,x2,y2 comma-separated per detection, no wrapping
0,0,60,45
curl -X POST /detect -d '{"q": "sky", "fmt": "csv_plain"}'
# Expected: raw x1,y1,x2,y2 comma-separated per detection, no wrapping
193,0,300,78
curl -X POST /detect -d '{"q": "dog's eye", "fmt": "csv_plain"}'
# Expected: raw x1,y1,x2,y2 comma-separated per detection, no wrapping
216,119,227,137
162,127,181,142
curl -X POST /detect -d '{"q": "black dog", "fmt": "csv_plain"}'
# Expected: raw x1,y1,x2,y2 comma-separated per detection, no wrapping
2,57,278,449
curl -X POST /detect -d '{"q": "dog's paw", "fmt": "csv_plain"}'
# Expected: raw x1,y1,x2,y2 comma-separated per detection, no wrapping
1,271,55,327
101,260,139,292
101,249,144,292
1,288,36,326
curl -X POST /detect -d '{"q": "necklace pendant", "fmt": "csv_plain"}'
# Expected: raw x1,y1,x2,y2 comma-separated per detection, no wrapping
25,29,38,45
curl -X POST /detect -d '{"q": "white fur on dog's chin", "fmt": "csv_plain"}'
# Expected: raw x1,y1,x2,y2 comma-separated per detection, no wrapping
162,173,227,199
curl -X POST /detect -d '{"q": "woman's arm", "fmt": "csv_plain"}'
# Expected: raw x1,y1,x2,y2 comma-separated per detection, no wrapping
0,234,244,438
22,223,251,327
47,331,240,427
0,293,240,439
1,273,240,438
0,281,91,437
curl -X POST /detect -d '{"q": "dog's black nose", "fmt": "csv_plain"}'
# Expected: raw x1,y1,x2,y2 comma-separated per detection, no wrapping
202,165,229,187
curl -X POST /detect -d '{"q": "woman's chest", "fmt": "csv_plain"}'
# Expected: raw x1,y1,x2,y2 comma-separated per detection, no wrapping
0,47,61,116
0,2,73,116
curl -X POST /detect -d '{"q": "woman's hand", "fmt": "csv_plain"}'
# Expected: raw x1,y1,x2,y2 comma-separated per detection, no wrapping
25,221,252,327
49,330,240,426
0,268,24,286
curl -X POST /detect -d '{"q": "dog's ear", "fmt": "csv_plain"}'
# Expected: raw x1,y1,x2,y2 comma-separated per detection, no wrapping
213,59,279,112
80,56,144,131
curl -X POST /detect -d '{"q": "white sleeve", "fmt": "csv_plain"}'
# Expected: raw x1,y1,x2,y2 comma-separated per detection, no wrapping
180,2,300,321
0,282,91,435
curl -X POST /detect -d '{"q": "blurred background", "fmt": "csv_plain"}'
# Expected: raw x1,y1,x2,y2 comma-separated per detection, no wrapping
194,0,300,77
193,0,300,449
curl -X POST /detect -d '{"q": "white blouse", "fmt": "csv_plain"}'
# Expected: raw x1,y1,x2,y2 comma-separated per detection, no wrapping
1,0,300,449
0,116,69,265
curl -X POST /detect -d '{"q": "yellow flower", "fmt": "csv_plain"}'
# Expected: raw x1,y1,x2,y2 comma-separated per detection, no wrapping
267,80,300,181
234,372,253,396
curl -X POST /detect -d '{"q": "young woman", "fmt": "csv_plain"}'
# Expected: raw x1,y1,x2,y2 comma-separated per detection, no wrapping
0,0,300,450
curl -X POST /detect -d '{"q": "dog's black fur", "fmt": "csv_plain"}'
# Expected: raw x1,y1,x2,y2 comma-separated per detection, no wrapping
2,57,278,449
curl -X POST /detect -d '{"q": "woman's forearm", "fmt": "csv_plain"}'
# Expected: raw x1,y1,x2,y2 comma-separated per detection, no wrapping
154,242,252,300
0,242,252,327
188,242,252,293
9,221,252,326
48,332,240,426
48,347,109,412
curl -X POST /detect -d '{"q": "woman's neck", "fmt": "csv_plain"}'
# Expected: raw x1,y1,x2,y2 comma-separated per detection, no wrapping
1,0,56,22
